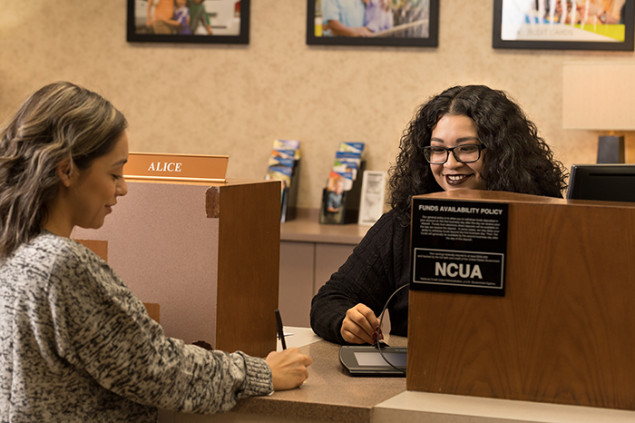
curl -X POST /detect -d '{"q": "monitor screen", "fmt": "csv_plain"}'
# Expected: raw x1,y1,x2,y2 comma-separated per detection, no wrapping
566,164,635,203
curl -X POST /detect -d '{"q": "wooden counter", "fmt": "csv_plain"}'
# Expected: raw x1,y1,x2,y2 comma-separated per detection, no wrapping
231,336,407,423
280,208,370,245
162,328,635,423
162,328,406,423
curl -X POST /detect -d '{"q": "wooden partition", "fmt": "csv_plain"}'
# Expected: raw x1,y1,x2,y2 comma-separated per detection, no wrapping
407,190,635,410
73,179,280,357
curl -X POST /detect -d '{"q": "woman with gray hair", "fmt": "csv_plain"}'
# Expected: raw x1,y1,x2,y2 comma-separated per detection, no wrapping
0,81,311,422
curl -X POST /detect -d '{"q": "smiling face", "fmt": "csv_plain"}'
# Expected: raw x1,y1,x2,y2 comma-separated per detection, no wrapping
429,114,486,192
63,131,129,233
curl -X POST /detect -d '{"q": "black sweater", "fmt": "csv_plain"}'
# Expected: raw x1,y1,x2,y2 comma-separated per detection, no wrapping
310,209,411,344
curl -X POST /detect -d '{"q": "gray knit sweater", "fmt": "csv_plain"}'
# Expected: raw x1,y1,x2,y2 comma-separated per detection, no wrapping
0,232,273,422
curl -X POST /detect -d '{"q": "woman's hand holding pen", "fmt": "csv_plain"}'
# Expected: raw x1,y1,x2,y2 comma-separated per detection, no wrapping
266,348,312,391
340,303,383,345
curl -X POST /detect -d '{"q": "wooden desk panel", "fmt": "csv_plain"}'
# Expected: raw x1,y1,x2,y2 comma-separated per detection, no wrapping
73,179,279,357
279,242,314,327
407,191,635,410
279,210,368,327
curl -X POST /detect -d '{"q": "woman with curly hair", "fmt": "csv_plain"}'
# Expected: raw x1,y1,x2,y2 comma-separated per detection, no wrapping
0,81,311,422
311,85,567,345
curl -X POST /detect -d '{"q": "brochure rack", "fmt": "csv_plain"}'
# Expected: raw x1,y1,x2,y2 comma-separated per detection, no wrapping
319,160,366,224
281,160,300,222
265,139,301,222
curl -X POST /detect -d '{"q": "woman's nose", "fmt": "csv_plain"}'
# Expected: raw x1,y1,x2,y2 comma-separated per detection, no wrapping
444,151,461,168
117,178,128,197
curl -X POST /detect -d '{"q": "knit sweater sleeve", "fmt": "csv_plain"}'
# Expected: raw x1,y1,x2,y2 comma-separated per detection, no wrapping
310,210,405,344
49,238,273,414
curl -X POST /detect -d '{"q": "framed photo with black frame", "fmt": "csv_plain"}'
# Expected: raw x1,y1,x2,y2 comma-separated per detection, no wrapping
307,0,439,47
493,0,634,51
127,0,250,44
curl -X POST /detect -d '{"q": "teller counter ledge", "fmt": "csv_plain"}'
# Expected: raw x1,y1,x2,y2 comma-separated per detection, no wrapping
159,327,635,423
280,208,370,245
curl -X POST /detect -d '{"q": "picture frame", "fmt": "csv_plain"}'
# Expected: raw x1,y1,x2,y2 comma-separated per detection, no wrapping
493,0,634,51
307,0,439,47
127,0,250,44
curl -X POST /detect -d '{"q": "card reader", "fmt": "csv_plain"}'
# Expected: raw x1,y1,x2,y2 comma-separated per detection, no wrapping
339,345,407,376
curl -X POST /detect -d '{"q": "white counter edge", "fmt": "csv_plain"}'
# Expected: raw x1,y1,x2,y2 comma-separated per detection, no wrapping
373,390,635,423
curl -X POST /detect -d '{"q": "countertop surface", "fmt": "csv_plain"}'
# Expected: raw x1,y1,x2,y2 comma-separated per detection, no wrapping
164,328,635,423
232,328,407,423
280,209,371,245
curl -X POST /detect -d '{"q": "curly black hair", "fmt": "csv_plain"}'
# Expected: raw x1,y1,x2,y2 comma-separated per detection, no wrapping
388,85,567,224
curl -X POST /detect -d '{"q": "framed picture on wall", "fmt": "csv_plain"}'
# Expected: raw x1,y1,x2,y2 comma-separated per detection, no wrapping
493,0,634,51
307,0,439,47
127,0,250,44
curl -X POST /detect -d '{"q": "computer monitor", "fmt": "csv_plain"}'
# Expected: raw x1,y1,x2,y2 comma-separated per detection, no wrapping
566,164,635,203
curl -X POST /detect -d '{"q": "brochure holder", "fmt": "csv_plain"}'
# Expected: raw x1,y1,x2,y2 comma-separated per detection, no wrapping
281,160,300,222
265,140,301,223
319,160,366,224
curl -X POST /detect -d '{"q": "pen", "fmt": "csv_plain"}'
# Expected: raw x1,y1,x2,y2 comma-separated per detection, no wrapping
274,309,287,350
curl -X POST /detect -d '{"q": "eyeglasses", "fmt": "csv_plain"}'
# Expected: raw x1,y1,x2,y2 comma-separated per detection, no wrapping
423,144,486,164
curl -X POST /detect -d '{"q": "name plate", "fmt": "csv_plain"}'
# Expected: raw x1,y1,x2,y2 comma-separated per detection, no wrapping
124,153,229,183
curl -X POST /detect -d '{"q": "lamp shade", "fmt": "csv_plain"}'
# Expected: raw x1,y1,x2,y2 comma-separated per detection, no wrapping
562,62,635,131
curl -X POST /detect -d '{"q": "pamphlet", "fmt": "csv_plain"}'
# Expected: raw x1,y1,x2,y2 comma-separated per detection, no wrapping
264,140,301,222
321,142,366,218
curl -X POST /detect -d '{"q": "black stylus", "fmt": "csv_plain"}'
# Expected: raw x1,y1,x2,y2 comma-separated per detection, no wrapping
274,309,287,350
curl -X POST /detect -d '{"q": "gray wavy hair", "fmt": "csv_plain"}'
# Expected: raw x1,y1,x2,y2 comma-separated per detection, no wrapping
0,81,127,258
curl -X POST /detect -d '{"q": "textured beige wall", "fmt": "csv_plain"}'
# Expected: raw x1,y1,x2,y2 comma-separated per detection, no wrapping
1,0,634,208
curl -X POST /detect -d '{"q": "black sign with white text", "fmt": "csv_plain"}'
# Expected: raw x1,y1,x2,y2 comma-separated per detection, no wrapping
410,198,508,296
